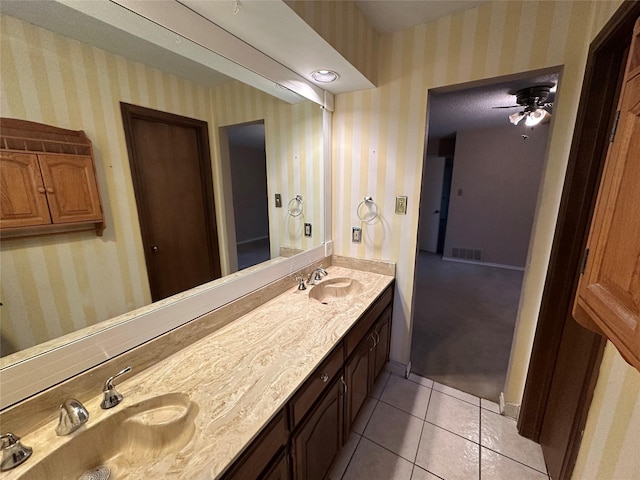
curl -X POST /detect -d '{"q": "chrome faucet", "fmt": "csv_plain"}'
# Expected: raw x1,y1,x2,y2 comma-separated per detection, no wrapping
307,266,328,285
56,398,89,436
296,275,307,290
101,366,132,409
0,433,32,471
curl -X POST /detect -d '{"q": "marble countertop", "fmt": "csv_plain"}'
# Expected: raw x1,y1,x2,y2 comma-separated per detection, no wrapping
6,265,393,480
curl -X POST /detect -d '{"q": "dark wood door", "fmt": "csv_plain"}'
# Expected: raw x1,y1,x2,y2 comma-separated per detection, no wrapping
263,451,291,480
372,308,392,382
292,377,343,480
121,103,221,301
518,4,640,479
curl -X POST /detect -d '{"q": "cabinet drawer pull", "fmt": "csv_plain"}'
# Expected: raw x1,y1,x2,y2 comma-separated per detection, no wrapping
320,372,329,383
369,333,376,351
340,375,348,394
374,331,380,346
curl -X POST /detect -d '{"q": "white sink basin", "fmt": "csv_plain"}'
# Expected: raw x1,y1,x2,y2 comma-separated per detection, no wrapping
15,393,198,480
309,277,364,304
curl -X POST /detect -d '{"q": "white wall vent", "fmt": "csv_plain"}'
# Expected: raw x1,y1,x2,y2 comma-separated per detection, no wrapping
451,247,482,261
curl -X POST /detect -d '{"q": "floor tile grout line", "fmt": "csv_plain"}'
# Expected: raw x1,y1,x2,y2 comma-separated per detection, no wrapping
479,397,483,480
480,445,549,476
336,433,362,480
423,419,480,446
377,396,430,422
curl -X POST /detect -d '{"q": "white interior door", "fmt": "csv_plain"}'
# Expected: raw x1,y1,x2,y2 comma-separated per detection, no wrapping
419,156,445,253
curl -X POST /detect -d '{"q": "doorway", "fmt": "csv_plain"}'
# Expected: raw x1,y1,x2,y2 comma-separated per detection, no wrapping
411,68,560,401
220,121,270,271
120,103,222,302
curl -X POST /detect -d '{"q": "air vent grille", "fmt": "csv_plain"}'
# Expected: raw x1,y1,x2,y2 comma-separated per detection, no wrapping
451,247,482,261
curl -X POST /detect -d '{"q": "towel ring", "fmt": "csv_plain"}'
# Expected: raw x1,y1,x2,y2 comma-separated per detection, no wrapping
357,196,379,223
288,195,303,217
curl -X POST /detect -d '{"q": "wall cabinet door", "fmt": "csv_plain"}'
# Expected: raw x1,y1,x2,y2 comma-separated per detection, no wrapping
0,151,51,228
573,18,640,371
38,154,103,223
292,377,344,480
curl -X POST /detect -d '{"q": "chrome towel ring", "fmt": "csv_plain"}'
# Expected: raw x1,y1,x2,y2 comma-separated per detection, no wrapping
288,195,303,217
357,196,379,223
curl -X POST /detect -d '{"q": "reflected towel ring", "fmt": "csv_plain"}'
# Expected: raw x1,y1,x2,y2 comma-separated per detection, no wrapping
288,195,303,217
357,196,379,223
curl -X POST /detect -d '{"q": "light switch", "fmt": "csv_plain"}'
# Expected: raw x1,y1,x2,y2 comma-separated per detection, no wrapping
395,196,408,215
304,223,312,237
275,194,282,207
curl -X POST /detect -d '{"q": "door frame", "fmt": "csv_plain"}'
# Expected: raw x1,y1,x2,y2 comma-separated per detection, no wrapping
518,2,640,478
120,102,221,300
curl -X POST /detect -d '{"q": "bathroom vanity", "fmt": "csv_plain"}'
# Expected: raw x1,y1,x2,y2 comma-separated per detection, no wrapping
1,262,394,480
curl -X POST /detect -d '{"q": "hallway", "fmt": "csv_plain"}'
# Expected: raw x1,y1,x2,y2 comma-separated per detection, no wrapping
410,252,524,401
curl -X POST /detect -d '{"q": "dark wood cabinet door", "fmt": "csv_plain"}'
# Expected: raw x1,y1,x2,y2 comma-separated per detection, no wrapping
345,338,372,437
263,450,290,480
372,307,392,382
292,378,343,480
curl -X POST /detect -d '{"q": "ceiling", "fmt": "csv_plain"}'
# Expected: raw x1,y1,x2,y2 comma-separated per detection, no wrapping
356,0,486,33
427,70,560,139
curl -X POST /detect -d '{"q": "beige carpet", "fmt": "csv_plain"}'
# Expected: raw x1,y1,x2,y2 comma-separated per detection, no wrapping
410,251,524,402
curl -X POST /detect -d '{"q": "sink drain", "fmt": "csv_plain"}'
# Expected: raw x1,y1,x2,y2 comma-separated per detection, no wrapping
78,465,111,480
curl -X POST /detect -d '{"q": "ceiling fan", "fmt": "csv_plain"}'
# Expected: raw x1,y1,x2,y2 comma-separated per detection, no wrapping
496,85,554,127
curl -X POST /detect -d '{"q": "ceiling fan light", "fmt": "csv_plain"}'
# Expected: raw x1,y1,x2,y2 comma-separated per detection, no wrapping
525,108,549,127
509,112,525,125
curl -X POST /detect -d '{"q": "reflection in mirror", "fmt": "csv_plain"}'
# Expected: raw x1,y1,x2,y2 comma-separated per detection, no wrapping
0,10,324,360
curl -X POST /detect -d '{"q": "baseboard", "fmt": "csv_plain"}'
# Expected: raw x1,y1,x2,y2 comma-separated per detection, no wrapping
236,235,269,245
500,392,520,419
442,256,525,271
384,360,408,378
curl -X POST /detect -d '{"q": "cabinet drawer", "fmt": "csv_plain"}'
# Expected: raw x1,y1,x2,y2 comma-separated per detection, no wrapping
290,343,344,427
222,410,288,480
345,285,393,357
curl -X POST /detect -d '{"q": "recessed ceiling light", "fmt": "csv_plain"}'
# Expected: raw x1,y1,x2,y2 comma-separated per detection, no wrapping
311,70,339,83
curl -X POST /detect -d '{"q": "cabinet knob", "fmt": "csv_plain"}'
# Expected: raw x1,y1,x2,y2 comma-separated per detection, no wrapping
151,245,159,253
37,187,46,193
46,187,54,194
320,372,329,383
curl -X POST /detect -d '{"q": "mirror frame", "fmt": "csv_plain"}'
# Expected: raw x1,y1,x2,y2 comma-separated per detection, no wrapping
0,0,334,410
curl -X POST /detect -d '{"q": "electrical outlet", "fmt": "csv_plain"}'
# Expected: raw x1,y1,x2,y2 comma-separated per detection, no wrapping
304,223,312,237
352,227,362,243
395,196,408,215
275,193,282,208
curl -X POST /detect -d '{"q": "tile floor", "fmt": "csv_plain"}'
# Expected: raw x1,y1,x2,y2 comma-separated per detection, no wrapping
329,371,549,480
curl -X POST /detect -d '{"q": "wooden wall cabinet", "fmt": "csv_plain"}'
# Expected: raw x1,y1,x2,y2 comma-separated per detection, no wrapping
573,19,640,372
0,118,105,238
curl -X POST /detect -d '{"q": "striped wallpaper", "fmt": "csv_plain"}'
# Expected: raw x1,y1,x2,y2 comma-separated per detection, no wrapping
0,14,323,355
573,344,640,479
330,0,621,404
286,0,378,84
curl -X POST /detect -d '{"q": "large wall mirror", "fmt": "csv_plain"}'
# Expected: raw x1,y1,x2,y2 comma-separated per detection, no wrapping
0,0,330,408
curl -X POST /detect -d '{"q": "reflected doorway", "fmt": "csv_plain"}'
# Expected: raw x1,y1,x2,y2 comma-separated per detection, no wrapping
221,121,270,271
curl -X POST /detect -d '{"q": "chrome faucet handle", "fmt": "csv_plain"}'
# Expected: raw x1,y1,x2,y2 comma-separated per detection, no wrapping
0,433,32,471
296,275,307,290
309,266,328,283
314,266,328,281
101,366,132,409
55,398,89,436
